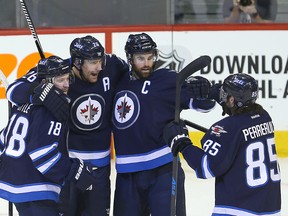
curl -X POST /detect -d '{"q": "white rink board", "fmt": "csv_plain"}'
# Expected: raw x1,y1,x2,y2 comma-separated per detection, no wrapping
1,30,288,131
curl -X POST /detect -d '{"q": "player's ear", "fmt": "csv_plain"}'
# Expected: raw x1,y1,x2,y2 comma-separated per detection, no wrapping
74,58,81,70
229,96,236,107
41,79,48,84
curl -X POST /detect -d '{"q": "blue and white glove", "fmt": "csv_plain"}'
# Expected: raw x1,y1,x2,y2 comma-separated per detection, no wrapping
163,120,192,156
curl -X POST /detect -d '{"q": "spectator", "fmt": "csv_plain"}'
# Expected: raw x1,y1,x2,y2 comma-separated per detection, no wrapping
223,0,278,23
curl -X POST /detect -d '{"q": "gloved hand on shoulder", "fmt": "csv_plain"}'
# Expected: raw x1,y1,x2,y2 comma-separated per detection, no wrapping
32,83,71,122
163,120,192,156
185,76,211,99
67,158,96,191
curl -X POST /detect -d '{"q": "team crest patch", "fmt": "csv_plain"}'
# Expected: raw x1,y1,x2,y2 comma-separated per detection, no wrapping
210,125,227,137
155,50,185,72
71,94,105,131
112,90,140,129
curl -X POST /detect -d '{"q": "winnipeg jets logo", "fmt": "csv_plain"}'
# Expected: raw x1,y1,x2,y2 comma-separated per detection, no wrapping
116,93,132,121
71,94,105,131
79,97,99,123
210,125,227,137
113,90,140,129
155,50,185,71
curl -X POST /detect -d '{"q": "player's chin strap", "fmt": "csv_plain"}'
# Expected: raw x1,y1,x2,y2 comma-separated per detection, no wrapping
72,64,86,82
129,70,138,80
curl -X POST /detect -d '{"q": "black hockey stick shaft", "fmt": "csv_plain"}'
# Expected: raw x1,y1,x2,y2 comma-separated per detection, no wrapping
14,2,44,214
174,55,212,122
171,55,211,216
8,158,12,216
182,119,208,133
19,0,45,59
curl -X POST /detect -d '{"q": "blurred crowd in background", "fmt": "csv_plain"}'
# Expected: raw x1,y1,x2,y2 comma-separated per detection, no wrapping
0,0,284,29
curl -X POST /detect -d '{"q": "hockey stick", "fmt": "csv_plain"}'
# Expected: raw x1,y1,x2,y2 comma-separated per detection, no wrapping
181,119,208,133
0,69,13,216
19,0,45,59
4,3,44,215
171,55,211,216
0,70,9,89
15,2,45,215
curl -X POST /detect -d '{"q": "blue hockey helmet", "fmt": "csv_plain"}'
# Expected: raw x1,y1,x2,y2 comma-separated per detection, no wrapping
70,35,105,61
221,73,258,108
37,56,71,80
125,33,158,60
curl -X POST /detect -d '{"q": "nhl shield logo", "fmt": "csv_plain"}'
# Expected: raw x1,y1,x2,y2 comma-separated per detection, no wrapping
112,90,140,130
155,50,185,71
71,93,105,131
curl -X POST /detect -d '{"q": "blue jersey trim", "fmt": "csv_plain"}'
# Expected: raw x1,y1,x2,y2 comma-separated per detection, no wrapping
88,155,111,167
0,181,61,203
213,205,281,216
116,151,173,173
69,148,111,167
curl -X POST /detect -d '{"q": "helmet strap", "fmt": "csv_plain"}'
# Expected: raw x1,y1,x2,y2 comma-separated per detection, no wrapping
72,58,87,81
73,58,82,70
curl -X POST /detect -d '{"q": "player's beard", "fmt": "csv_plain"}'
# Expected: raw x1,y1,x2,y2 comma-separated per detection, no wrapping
131,65,153,79
80,69,100,84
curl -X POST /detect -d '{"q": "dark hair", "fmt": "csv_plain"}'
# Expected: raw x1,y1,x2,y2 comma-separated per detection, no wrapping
230,103,263,115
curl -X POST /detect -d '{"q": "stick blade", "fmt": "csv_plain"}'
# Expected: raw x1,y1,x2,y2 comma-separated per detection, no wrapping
0,69,9,89
177,55,211,85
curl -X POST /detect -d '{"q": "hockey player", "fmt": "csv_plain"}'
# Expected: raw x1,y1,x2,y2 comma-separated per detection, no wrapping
0,56,96,216
6,58,70,122
111,33,216,215
163,74,281,216
58,35,128,216
5,35,129,215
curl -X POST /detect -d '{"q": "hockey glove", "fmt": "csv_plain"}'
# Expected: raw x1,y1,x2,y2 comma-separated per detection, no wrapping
163,120,192,156
208,83,222,104
32,83,71,122
67,158,96,191
185,76,211,99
